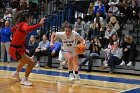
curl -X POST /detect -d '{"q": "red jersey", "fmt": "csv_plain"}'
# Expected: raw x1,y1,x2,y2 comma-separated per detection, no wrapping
9,22,41,60
11,22,41,46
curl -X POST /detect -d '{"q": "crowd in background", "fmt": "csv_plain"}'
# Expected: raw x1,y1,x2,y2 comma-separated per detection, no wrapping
0,0,140,74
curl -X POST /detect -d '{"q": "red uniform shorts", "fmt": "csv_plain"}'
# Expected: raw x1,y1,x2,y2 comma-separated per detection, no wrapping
9,45,25,61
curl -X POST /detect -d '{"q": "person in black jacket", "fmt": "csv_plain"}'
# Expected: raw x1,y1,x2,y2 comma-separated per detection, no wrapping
120,35,137,66
25,35,38,58
81,37,103,72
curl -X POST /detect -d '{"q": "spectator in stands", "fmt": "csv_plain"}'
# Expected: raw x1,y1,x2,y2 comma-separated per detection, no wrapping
83,15,91,41
88,18,105,41
45,40,61,68
108,34,119,48
93,1,106,19
108,41,123,73
34,34,49,67
108,0,120,6
127,0,139,22
74,16,85,39
106,11,114,23
25,35,38,59
88,2,94,16
119,1,129,23
17,0,28,12
29,0,39,18
109,16,120,32
10,0,19,14
81,37,103,72
103,42,123,73
101,34,119,66
3,9,12,21
94,11,104,24
103,23,117,48
108,2,119,16
120,35,137,66
0,20,11,62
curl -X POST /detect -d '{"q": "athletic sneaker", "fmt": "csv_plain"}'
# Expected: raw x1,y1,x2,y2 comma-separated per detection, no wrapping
57,66,64,70
120,60,125,66
69,73,75,81
127,61,132,66
35,63,40,68
10,72,21,81
60,61,67,66
20,78,32,86
75,74,80,80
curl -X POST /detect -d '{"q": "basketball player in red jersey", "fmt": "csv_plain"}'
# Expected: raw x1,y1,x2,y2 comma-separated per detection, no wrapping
10,11,45,86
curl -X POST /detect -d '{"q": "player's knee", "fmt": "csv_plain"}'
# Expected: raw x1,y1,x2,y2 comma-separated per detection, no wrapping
68,57,73,62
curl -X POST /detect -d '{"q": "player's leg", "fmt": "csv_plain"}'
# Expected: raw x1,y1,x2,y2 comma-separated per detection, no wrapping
72,55,80,80
63,52,74,80
20,54,35,86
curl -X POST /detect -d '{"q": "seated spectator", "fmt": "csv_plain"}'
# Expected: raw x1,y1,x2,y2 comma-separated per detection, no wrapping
119,1,129,24
10,0,19,14
88,21,105,41
74,17,85,39
46,40,61,68
47,41,61,57
108,0,120,6
127,0,139,22
83,16,91,41
120,35,137,66
34,34,49,67
108,2,119,16
94,11,104,24
93,1,106,19
102,42,123,73
108,34,119,48
81,37,103,72
3,9,12,21
109,16,120,32
88,2,94,16
103,23,117,48
25,35,38,58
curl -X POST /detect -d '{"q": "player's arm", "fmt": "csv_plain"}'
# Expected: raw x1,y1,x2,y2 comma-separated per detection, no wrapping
75,31,85,45
11,26,16,32
50,32,56,48
21,18,45,33
21,23,41,33
80,38,86,45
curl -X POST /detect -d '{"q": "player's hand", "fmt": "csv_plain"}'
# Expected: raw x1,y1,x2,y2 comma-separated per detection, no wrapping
39,18,46,25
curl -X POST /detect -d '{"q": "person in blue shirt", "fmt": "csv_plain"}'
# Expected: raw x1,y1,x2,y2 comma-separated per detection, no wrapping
93,1,106,19
0,20,11,62
46,41,61,56
46,40,61,68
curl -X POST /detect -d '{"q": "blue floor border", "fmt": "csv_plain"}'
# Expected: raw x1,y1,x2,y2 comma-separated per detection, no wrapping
1,66,140,85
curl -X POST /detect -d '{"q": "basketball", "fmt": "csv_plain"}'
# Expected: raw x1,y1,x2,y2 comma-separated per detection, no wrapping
75,43,86,54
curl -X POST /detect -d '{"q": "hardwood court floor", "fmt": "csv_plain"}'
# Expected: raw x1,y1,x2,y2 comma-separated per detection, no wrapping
0,77,119,93
0,62,140,93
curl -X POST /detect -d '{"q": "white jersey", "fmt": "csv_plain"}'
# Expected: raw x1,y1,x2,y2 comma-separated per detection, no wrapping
56,31,83,55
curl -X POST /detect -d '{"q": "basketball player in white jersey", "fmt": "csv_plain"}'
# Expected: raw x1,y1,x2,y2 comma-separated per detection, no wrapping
50,23,85,80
